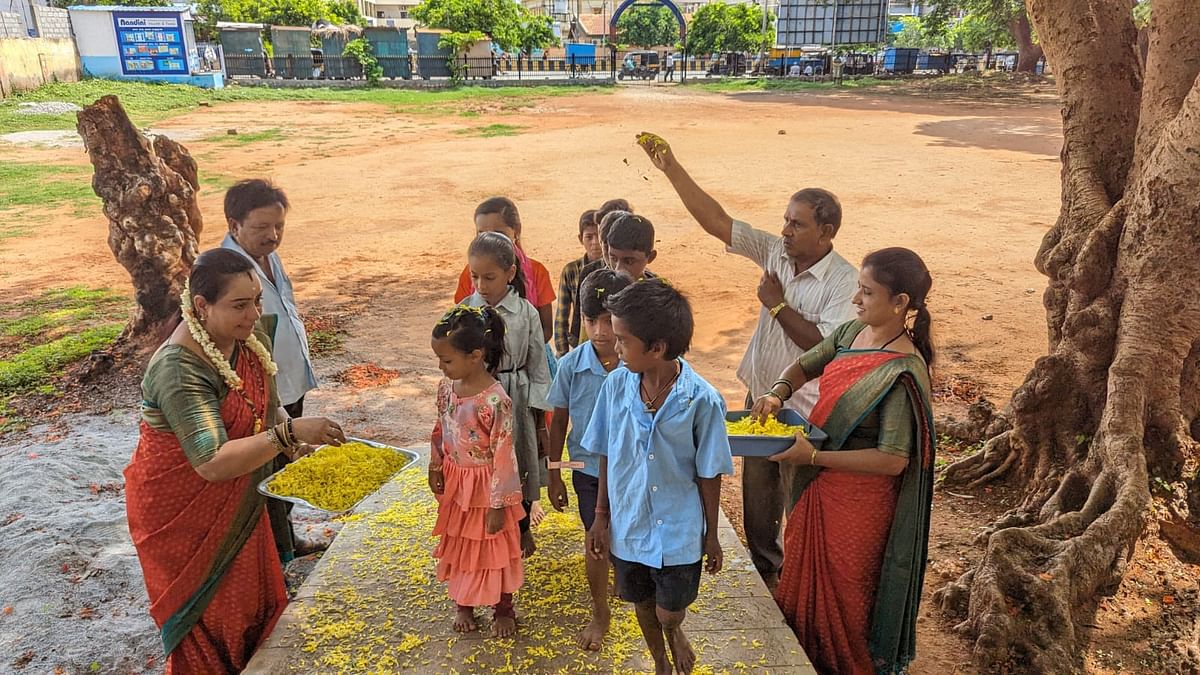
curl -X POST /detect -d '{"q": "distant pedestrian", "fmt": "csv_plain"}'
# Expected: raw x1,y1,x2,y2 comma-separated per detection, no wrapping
664,52,676,81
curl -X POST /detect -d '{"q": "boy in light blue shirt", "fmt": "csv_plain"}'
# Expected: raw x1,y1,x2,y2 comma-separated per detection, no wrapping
546,268,633,652
582,278,734,675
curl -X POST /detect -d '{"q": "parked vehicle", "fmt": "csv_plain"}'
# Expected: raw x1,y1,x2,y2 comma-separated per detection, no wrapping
707,52,747,77
619,50,659,80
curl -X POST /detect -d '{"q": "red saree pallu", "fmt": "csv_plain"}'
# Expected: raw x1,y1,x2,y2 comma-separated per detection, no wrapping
775,350,935,675
125,350,286,674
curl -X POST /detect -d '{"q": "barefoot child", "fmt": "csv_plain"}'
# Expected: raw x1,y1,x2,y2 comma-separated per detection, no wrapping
553,209,601,356
462,232,553,558
546,268,635,651
584,279,734,675
430,305,525,637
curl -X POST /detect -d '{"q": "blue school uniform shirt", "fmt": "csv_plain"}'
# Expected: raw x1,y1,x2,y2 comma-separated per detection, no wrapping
581,359,734,568
546,341,613,478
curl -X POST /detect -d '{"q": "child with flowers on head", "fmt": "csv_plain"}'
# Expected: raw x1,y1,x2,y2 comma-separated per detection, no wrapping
430,304,525,637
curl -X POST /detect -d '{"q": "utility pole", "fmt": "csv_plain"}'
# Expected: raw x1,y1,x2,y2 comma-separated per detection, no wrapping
759,0,768,72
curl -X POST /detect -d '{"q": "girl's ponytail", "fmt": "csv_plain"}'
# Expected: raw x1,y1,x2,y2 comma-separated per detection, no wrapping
433,305,508,374
480,306,507,374
510,254,528,300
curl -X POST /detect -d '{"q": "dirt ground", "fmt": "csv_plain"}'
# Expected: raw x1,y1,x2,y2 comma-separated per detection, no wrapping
2,83,1190,673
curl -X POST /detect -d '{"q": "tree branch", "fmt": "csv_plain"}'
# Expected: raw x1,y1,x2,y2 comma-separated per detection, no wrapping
1132,0,1200,178
1026,0,1141,202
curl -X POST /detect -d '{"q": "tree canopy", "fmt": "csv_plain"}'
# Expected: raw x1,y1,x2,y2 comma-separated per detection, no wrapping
411,0,556,53
192,0,365,41
616,5,680,49
685,3,773,55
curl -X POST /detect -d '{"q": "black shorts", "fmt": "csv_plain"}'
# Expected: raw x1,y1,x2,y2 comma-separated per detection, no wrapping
610,556,702,612
572,471,600,531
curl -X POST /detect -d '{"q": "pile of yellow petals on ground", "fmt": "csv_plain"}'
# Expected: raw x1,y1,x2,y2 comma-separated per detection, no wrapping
268,441,407,512
725,415,807,438
283,466,766,674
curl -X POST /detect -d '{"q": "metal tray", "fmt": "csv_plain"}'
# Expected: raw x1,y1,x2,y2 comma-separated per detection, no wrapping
725,409,828,458
257,437,420,514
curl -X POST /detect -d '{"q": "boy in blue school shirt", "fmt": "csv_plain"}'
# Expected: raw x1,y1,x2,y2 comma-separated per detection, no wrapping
546,268,634,653
583,278,734,675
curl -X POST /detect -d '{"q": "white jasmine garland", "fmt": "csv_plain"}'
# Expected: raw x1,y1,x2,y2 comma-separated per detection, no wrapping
179,279,278,394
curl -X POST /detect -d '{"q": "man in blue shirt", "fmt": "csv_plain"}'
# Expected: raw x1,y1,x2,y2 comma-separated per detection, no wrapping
220,179,320,563
546,268,633,653
583,279,734,675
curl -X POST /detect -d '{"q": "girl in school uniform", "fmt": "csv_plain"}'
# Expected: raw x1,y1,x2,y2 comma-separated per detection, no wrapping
460,232,553,558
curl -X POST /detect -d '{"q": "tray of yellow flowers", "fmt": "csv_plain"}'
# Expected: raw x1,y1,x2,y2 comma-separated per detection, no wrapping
724,410,827,457
258,437,420,514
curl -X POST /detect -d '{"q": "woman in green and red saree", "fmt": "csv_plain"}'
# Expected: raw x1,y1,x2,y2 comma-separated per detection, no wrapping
753,247,936,675
125,249,347,673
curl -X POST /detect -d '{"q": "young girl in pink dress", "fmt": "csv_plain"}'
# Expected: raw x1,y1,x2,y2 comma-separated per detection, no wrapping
430,304,526,637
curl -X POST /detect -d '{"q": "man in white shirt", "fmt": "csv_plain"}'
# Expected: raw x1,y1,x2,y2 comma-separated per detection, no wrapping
221,179,320,562
664,52,676,81
638,134,857,589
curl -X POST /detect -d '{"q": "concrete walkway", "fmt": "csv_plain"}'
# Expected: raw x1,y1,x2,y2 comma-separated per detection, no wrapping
245,447,815,674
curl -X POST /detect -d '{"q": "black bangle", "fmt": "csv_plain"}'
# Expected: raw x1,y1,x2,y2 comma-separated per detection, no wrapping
772,378,795,400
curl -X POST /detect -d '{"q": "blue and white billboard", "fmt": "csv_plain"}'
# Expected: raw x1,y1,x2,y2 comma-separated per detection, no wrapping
113,11,187,75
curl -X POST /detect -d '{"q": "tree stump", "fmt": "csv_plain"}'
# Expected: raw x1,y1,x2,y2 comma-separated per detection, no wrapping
935,0,1200,671
76,95,202,351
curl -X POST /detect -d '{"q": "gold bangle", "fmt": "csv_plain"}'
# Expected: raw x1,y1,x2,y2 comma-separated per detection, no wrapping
266,427,284,454
769,302,787,318
810,448,819,466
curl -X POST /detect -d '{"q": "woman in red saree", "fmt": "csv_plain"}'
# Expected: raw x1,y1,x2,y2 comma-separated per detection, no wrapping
754,248,936,675
125,249,346,673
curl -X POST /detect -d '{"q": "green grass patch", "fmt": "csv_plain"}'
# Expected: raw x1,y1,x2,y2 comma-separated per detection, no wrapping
0,326,122,395
0,286,129,396
453,123,525,138
0,80,608,133
308,329,345,357
203,127,285,145
687,76,895,94
199,171,237,192
0,162,96,213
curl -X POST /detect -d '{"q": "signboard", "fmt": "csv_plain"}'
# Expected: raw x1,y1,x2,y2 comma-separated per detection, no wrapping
113,12,187,75
776,0,888,47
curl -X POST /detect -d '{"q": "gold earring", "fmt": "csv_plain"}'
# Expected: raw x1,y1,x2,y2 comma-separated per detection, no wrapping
893,307,901,315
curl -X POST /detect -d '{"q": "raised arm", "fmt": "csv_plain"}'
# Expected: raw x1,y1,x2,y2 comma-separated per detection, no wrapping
637,133,734,246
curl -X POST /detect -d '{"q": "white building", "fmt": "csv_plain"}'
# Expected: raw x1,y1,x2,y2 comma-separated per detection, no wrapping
355,0,420,29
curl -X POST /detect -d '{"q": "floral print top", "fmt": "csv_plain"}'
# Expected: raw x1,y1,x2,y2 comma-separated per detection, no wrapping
431,379,522,509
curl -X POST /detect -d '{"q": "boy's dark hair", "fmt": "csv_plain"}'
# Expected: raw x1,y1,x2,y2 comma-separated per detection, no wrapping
580,269,634,320
604,213,655,255
597,198,632,223
791,188,842,235
604,278,692,360
578,209,598,235
468,232,528,299
475,196,522,234
432,305,507,374
224,179,289,223
597,209,629,247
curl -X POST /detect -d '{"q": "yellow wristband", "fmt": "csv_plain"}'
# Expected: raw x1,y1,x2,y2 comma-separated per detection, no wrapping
769,302,787,318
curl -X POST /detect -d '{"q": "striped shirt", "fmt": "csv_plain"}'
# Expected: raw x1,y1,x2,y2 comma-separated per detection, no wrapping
727,220,858,415
554,254,589,356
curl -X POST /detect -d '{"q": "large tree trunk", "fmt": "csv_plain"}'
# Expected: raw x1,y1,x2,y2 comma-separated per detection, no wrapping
1008,8,1044,74
76,95,201,351
934,0,1200,671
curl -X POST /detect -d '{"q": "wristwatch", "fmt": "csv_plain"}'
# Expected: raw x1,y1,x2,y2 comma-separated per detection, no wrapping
769,302,788,319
